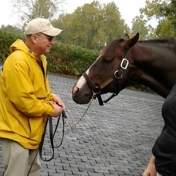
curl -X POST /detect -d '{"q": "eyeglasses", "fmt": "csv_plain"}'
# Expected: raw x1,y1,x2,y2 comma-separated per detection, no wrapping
42,33,54,42
35,33,54,42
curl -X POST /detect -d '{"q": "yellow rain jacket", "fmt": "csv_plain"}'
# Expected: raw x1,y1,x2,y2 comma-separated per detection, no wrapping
0,39,56,149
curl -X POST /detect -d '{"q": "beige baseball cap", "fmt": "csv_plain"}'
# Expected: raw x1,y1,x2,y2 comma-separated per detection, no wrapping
24,18,62,36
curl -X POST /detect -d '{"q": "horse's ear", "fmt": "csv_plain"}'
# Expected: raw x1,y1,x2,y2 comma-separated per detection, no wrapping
124,33,129,40
126,33,139,48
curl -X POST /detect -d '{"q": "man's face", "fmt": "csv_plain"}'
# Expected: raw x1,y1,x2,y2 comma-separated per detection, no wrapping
34,33,55,55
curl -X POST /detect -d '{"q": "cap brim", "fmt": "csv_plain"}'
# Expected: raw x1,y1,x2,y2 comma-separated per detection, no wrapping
43,28,62,36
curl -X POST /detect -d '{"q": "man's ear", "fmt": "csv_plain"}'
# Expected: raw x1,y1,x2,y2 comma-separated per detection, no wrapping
31,34,37,44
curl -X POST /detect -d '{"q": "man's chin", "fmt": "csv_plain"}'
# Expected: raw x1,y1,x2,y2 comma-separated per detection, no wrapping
45,48,51,53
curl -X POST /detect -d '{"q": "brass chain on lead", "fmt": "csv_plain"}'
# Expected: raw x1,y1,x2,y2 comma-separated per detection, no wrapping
64,95,94,129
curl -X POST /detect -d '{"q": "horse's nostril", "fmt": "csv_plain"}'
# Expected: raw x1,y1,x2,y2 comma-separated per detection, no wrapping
72,87,79,94
75,87,79,93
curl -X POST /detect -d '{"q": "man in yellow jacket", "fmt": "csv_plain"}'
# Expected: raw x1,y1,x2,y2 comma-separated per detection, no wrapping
0,18,65,176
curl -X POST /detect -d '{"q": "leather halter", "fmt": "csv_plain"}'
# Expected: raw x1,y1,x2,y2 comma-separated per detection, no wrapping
83,57,129,105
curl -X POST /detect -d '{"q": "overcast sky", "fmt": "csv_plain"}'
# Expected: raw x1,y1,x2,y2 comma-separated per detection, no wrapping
0,0,156,28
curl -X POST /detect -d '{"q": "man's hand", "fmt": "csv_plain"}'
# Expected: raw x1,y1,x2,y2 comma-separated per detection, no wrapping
53,96,65,109
52,102,64,117
52,96,65,117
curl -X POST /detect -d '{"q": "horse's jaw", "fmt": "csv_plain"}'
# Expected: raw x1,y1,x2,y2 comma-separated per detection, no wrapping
72,84,121,104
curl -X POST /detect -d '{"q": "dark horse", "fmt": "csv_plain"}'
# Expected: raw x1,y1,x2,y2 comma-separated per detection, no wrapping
72,33,176,104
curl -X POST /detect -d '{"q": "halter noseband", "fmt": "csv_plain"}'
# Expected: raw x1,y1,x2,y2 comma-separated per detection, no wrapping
83,57,129,106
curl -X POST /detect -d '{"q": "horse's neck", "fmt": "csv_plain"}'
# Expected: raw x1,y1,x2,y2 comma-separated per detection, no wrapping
132,44,176,70
130,43,176,98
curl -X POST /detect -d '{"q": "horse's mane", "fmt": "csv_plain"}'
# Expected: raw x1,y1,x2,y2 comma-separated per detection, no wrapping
103,38,176,52
138,38,176,46
101,37,176,58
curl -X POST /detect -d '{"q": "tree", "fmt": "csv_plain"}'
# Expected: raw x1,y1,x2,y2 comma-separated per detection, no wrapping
131,15,155,40
11,0,66,24
0,25,23,35
161,0,176,34
53,1,130,50
140,0,168,20
155,20,175,38
102,2,130,43
140,0,176,38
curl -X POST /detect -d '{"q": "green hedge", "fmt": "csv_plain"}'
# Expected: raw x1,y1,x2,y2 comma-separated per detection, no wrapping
46,42,99,76
0,30,24,63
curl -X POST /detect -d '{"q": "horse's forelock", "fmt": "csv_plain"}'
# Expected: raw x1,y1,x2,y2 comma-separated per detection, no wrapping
101,38,124,59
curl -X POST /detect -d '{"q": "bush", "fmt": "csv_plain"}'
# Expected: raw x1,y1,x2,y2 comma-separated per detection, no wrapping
47,42,99,76
0,30,23,62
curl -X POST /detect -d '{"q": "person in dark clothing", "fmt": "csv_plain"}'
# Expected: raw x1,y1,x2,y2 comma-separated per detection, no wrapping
143,84,176,176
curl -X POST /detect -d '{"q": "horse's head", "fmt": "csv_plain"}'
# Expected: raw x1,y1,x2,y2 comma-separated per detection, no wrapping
72,33,139,104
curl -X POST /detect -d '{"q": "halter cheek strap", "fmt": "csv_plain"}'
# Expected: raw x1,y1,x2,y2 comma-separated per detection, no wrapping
83,72,104,105
83,57,129,106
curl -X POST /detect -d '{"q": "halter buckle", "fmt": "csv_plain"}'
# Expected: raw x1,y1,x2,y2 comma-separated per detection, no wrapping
92,86,101,98
114,70,123,79
120,58,129,70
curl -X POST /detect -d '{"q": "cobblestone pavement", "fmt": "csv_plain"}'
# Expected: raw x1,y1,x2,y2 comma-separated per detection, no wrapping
0,72,165,176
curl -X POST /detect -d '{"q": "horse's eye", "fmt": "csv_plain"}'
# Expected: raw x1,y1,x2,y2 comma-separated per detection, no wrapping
102,56,111,63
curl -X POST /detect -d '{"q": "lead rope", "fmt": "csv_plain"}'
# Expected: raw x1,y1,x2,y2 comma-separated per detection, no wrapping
39,111,67,162
26,112,66,176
